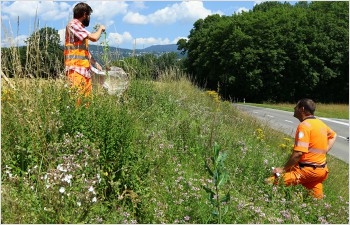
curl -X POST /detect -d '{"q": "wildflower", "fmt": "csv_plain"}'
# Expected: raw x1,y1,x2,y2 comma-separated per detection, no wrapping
276,218,283,223
184,216,190,221
174,219,179,223
324,203,331,209
77,201,81,207
57,164,67,172
92,197,97,202
301,203,307,208
89,186,94,192
264,159,268,165
59,187,65,193
62,174,73,184
159,144,164,148
123,212,130,217
280,210,291,220
46,184,50,189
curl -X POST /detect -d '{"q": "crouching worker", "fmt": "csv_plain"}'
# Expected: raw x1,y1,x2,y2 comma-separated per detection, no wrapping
266,98,337,199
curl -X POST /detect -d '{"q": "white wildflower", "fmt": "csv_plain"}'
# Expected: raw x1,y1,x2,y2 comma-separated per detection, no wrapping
57,164,67,172
92,197,97,202
77,201,81,207
62,174,73,184
59,187,65,193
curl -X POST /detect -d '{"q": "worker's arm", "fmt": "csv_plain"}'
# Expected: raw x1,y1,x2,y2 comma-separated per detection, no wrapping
88,53,103,71
88,25,106,42
327,134,337,152
274,150,303,174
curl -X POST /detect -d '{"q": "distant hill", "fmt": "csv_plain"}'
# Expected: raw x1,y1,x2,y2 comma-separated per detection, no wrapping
88,44,184,65
89,44,181,56
142,44,179,53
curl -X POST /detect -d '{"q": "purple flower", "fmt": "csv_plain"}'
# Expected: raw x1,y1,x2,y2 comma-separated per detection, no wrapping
184,216,190,221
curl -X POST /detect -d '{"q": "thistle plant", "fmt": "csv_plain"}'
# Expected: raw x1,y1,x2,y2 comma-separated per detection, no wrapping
202,142,230,223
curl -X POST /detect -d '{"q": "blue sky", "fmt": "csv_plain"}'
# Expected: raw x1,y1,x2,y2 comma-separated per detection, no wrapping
2,1,274,49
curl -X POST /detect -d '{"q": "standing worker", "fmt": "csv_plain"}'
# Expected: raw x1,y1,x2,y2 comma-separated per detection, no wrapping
266,98,337,199
64,2,105,106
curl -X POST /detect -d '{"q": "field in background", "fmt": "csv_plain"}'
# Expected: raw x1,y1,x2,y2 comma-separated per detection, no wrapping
242,102,349,119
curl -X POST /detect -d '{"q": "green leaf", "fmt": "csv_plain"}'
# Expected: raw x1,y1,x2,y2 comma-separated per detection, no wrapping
220,192,230,203
211,210,219,217
202,185,215,196
218,172,227,187
204,161,214,176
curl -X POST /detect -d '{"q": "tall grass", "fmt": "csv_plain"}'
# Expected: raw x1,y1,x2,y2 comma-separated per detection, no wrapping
2,70,348,223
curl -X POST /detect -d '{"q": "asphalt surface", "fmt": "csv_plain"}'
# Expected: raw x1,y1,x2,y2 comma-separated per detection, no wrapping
233,104,349,163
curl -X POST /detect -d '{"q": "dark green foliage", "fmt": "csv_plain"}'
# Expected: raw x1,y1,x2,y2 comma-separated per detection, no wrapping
178,1,349,103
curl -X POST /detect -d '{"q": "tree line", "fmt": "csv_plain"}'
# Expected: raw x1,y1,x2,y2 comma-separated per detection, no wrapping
177,1,349,103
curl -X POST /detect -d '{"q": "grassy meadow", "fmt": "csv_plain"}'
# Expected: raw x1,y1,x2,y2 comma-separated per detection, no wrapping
1,71,349,223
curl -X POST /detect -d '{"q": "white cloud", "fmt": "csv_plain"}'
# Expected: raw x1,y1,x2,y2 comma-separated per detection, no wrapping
172,36,188,44
135,37,171,47
58,29,65,46
1,1,71,21
1,35,28,47
123,12,148,25
236,7,250,14
108,32,133,46
123,1,217,25
87,1,128,28
130,1,147,10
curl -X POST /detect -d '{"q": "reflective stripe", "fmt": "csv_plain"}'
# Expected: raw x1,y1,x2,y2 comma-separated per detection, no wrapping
308,148,327,154
65,45,88,51
65,55,88,60
295,141,309,148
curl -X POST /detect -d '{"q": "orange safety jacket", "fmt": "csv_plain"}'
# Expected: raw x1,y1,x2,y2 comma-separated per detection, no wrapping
64,38,90,72
294,116,336,166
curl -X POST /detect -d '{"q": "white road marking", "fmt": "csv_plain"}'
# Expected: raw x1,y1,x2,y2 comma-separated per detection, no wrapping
338,136,348,140
284,120,294,123
267,115,274,118
319,117,349,126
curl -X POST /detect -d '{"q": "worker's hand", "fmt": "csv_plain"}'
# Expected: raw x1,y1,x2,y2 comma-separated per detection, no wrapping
99,25,106,32
273,167,284,175
96,62,103,71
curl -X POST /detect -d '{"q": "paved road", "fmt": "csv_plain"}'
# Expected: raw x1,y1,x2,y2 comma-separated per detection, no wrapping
233,104,349,163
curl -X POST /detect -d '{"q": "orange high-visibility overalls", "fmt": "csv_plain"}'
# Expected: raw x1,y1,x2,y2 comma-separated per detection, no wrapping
64,34,92,105
276,117,336,199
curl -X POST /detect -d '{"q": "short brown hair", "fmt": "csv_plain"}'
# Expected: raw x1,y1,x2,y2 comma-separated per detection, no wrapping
73,2,93,19
297,98,316,115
